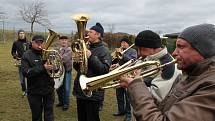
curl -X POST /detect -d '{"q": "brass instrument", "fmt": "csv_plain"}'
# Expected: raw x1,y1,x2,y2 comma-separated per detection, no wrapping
79,59,177,96
14,58,21,67
71,14,89,74
42,29,64,78
111,44,135,61
102,57,142,89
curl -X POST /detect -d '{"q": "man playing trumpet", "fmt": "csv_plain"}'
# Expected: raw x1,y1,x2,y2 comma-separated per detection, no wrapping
120,24,215,121
111,37,137,121
11,29,31,96
119,30,182,121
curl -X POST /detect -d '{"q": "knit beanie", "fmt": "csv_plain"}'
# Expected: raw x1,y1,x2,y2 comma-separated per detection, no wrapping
32,35,45,42
120,37,132,45
178,23,215,58
90,22,104,37
17,29,25,34
135,30,162,48
59,35,68,39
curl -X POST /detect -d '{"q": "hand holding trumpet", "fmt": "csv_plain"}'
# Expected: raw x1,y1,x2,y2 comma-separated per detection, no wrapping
118,69,142,88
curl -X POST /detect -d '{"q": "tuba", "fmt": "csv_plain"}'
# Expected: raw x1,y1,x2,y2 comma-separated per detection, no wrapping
71,14,89,74
42,29,64,78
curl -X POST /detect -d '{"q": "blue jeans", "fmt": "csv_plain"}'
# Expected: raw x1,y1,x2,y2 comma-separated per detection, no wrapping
116,87,131,118
57,71,72,106
18,66,26,92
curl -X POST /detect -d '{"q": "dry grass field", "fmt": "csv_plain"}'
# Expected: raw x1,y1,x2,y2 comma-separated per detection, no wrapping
0,41,124,121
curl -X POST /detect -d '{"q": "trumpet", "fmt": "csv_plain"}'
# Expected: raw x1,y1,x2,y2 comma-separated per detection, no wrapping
103,57,143,89
14,58,21,67
111,44,135,61
79,58,177,97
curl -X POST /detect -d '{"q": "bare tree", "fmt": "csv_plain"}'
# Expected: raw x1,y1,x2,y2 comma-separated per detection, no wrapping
19,0,51,36
0,11,7,43
108,24,115,33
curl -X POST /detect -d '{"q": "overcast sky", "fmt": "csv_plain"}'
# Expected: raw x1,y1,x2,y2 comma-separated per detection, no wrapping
1,0,215,35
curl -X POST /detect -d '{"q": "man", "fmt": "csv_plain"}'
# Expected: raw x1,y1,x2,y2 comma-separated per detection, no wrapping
120,30,181,121
73,22,112,121
56,35,73,111
120,24,215,121
11,29,31,96
112,37,137,121
21,35,55,121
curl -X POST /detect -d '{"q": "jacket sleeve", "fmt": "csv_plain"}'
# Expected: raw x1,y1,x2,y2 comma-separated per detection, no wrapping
123,49,137,62
61,48,72,64
21,53,46,78
88,50,112,75
128,79,215,121
11,42,18,59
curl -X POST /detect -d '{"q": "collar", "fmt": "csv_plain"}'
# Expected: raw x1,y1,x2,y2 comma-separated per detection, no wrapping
89,41,103,48
18,38,27,41
184,56,215,76
32,48,42,55
145,47,168,61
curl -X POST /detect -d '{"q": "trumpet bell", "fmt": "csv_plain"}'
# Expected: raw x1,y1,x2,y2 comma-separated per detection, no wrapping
79,75,92,97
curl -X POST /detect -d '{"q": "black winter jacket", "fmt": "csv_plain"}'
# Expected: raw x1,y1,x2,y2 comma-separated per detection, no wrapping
21,49,54,95
11,38,31,59
73,41,112,101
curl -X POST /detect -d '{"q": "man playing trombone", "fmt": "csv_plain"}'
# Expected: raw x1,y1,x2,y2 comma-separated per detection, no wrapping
112,37,137,121
120,24,215,121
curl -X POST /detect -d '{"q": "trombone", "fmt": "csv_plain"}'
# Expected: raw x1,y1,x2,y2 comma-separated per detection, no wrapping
79,58,177,97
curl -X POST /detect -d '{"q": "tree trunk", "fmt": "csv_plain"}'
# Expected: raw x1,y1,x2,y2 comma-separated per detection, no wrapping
30,22,34,37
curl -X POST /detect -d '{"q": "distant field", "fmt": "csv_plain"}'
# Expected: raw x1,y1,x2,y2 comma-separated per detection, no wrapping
0,41,123,121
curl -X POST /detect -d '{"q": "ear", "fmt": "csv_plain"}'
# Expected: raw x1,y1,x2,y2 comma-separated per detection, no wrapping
95,32,101,37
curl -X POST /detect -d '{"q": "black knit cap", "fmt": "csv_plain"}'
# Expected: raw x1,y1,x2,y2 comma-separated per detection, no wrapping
178,23,215,58
120,37,132,45
59,35,68,39
17,29,25,34
135,30,162,48
32,35,45,42
90,22,104,37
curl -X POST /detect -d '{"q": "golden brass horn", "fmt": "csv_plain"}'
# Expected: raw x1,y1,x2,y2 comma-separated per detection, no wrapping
79,59,176,97
111,44,135,61
71,14,89,74
42,29,64,78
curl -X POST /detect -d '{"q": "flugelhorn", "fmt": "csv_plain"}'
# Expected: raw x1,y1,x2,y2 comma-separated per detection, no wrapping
79,59,177,97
